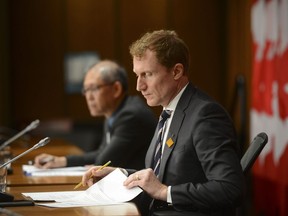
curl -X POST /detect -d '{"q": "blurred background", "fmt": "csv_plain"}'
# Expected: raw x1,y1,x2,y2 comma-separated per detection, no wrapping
0,0,287,215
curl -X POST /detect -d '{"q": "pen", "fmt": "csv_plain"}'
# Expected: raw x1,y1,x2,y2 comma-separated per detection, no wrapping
73,160,111,190
27,156,54,166
39,156,54,165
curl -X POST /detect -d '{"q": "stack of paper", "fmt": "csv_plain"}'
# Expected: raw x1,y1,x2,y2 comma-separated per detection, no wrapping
22,168,143,208
22,165,88,176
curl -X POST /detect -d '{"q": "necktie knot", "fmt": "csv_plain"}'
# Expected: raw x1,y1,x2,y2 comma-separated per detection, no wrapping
160,110,172,123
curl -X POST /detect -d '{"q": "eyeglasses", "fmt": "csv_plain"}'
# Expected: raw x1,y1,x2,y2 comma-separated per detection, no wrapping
82,83,114,95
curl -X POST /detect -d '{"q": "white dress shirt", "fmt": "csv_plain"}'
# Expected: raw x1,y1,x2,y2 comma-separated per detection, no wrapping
162,84,188,203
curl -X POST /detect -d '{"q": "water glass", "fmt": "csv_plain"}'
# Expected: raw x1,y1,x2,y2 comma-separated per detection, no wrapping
0,166,7,193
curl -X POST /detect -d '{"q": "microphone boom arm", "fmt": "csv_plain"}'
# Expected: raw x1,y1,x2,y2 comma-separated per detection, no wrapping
0,119,40,151
0,137,50,169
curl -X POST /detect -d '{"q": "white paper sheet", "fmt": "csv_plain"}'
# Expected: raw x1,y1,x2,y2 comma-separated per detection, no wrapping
22,191,83,202
22,168,143,208
22,165,88,176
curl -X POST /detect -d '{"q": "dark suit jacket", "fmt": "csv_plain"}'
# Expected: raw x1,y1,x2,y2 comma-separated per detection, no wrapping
141,84,244,216
66,96,157,170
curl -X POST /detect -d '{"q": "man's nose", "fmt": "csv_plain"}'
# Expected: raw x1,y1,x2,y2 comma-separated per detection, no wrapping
85,91,95,100
136,77,146,91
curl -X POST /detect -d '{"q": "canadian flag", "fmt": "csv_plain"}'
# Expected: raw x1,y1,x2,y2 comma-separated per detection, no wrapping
251,0,288,215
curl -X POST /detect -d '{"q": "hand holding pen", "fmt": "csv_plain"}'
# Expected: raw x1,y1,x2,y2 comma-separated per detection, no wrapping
34,153,67,169
76,161,113,189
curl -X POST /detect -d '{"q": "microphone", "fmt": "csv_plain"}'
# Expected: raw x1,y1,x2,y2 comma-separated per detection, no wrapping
0,137,50,169
0,119,40,151
0,137,50,203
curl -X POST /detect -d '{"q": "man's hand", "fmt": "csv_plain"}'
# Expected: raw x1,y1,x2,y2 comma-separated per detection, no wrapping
124,168,168,201
82,165,116,187
34,153,67,169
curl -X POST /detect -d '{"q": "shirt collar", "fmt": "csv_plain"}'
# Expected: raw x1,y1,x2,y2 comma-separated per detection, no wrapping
164,84,188,112
107,96,127,128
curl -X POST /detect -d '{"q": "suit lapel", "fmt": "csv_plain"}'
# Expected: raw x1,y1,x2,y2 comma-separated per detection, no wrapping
145,129,158,168
158,84,195,181
158,110,184,181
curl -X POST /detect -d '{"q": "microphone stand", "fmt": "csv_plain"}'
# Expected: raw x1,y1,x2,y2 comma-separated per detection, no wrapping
0,119,40,151
0,137,50,169
0,120,40,175
0,137,50,202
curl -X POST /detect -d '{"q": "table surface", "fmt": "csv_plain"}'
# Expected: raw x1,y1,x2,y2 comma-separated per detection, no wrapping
7,166,82,186
2,137,141,216
7,137,83,186
5,185,140,216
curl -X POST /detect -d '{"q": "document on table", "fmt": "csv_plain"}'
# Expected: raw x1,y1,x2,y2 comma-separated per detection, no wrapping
22,165,88,176
22,168,143,208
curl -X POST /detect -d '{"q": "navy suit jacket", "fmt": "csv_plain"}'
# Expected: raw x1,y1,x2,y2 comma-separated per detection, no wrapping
66,96,157,170
143,83,244,215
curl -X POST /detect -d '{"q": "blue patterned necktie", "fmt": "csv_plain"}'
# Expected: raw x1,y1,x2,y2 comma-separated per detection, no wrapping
152,110,172,176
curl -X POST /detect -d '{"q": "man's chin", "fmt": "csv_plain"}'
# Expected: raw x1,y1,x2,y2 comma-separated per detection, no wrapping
90,111,100,117
146,100,158,107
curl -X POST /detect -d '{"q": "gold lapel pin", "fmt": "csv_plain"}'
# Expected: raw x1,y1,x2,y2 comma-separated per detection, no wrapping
166,137,174,147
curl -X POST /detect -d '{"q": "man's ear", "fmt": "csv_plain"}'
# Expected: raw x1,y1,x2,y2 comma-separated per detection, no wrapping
113,81,123,98
173,63,184,80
